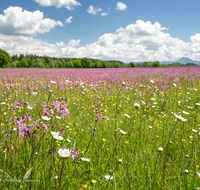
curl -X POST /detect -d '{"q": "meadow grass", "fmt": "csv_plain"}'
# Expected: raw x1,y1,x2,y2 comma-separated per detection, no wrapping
0,67,200,189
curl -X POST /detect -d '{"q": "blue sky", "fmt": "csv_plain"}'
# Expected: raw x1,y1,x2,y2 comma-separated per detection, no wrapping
0,0,200,62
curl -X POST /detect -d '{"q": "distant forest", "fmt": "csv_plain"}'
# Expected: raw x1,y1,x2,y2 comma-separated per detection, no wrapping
0,49,199,68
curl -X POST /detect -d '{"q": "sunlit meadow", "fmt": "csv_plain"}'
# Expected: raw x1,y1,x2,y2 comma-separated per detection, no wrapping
0,67,200,189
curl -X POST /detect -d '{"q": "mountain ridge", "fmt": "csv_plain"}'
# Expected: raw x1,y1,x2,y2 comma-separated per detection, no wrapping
133,57,200,65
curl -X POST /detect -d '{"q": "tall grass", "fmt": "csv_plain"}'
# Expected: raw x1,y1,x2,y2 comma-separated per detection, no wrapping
0,67,200,189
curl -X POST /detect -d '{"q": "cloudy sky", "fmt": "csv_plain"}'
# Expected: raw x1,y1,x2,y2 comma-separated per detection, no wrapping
0,0,200,62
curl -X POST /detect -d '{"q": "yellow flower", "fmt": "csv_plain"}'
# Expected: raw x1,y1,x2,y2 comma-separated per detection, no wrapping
91,179,97,184
189,136,193,139
182,139,186,142
196,165,199,168
83,184,88,188
82,151,84,155
125,141,129,144
102,138,106,142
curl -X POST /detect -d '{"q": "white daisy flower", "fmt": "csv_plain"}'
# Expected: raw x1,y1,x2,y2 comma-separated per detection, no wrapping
119,129,127,135
124,113,130,118
174,113,187,121
81,158,90,162
134,103,140,108
105,175,113,180
182,111,189,115
32,92,37,96
184,170,189,174
192,129,198,133
158,147,163,152
42,116,51,121
51,131,64,140
58,148,71,158
172,83,177,87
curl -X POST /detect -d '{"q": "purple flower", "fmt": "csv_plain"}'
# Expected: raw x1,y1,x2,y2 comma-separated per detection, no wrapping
59,127,65,135
49,149,54,156
42,124,49,131
70,148,79,160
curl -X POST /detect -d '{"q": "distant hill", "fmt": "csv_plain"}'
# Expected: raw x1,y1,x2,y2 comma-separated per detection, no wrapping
161,57,200,65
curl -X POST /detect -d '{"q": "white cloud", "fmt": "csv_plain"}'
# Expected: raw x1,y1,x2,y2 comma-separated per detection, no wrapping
65,16,73,23
68,39,81,46
115,2,127,11
34,0,81,10
0,6,63,36
101,12,108,16
2,19,200,63
56,41,66,46
87,5,102,14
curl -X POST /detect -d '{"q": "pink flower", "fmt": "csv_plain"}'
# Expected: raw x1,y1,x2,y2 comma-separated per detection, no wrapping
70,148,79,160
42,124,49,131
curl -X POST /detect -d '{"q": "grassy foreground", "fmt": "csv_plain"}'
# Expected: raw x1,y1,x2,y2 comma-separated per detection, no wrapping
0,67,200,189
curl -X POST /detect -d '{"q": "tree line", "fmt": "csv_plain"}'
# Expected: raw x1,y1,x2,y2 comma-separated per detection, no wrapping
0,49,199,68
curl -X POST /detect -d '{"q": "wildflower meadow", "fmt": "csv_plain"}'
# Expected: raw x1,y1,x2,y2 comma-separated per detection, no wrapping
0,67,200,189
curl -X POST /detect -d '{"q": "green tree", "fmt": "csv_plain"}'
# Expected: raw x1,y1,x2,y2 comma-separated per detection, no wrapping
101,61,108,68
57,60,63,68
19,54,24,60
151,61,161,67
12,54,18,62
95,61,102,68
81,57,92,68
113,62,120,68
49,60,55,68
18,58,29,67
73,59,81,68
11,61,18,68
28,60,33,67
129,62,135,67
0,49,12,67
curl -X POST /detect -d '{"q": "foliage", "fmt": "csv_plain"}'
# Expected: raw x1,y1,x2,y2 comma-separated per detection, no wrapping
101,61,108,68
18,58,29,67
0,49,12,67
81,57,92,68
152,61,161,67
1,50,200,68
73,59,81,68
129,62,135,67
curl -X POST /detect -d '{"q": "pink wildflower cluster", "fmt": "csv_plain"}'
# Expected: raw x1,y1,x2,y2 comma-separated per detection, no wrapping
41,98,69,118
